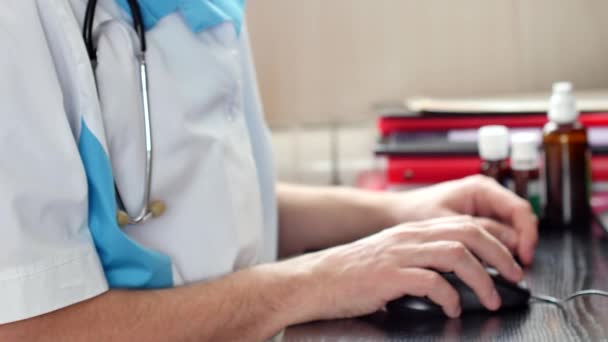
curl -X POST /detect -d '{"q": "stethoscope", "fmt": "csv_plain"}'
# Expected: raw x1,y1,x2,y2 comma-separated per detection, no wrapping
84,0,166,227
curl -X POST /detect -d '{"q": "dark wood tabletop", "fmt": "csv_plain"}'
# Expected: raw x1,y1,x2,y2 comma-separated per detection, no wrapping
284,226,608,341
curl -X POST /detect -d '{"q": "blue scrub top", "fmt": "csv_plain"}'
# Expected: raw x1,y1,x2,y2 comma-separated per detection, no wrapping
115,0,245,33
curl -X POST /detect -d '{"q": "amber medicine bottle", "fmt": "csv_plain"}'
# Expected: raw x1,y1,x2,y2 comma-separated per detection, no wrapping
542,82,591,230
510,133,541,216
478,125,510,186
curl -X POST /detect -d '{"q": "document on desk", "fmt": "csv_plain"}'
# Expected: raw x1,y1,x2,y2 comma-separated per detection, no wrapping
407,89,608,114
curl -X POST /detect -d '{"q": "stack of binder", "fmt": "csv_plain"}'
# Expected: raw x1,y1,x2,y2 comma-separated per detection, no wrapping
374,90,608,191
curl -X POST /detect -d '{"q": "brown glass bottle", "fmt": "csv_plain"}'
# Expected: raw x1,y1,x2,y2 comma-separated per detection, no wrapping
480,160,510,186
543,121,591,230
512,168,541,215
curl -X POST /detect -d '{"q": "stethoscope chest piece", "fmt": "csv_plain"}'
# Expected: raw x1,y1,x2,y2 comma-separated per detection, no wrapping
117,200,167,227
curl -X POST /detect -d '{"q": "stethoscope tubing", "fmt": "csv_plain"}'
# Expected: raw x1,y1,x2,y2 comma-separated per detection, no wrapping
83,0,164,226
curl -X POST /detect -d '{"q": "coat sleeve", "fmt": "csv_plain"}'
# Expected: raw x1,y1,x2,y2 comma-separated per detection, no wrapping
0,1,108,325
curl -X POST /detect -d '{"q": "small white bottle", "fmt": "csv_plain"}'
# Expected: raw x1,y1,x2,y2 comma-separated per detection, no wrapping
478,125,510,186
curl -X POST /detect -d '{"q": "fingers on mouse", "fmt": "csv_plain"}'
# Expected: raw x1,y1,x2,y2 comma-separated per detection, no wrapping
387,268,530,318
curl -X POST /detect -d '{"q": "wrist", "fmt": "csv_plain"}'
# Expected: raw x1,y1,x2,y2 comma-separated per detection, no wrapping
370,191,404,228
253,258,318,327
379,187,445,225
338,187,403,230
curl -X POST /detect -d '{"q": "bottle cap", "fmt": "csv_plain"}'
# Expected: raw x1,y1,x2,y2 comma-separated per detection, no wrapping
478,125,509,161
549,81,579,124
511,132,540,170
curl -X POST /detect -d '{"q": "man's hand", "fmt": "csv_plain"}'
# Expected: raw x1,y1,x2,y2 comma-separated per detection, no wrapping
283,215,524,321
384,175,538,265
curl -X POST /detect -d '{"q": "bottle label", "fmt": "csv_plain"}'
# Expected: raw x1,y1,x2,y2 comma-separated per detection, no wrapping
539,151,547,216
527,180,541,217
506,178,541,217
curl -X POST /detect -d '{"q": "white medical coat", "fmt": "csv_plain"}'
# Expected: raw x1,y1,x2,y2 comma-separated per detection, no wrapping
0,0,277,324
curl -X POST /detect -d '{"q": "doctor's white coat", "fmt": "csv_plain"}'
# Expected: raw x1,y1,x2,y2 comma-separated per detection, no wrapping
0,0,277,324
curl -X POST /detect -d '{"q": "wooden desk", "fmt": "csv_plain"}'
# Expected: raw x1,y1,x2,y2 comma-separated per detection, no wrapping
284,229,608,341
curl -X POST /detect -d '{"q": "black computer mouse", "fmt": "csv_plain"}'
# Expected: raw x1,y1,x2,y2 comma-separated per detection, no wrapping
386,268,530,317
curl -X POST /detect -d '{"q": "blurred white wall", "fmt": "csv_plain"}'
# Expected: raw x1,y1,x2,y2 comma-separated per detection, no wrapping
246,0,608,185
247,0,608,126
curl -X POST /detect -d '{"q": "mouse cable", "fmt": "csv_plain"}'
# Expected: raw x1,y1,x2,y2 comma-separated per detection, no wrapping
531,290,608,308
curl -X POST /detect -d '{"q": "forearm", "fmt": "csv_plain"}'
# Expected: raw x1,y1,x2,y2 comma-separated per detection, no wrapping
0,263,308,342
278,183,396,257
